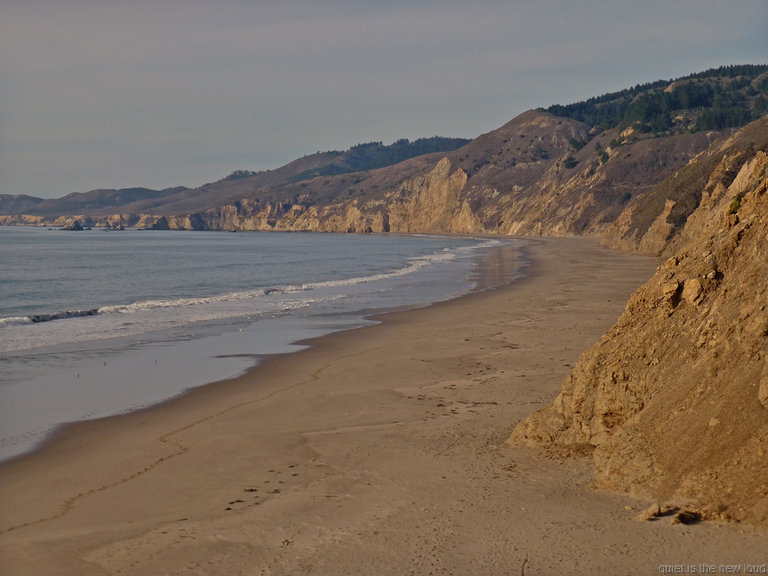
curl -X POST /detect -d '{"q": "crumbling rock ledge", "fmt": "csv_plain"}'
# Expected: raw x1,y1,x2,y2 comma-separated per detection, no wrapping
510,150,768,525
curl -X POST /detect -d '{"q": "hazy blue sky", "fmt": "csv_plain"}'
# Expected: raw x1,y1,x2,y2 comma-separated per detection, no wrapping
1,1,766,198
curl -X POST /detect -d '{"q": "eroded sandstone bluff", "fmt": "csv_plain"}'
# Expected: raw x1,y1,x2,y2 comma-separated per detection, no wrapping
511,146,768,524
166,156,478,234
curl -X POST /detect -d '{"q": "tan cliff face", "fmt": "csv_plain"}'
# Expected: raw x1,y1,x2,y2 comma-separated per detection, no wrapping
601,117,768,256
117,158,477,235
472,128,718,238
510,149,768,524
384,157,475,233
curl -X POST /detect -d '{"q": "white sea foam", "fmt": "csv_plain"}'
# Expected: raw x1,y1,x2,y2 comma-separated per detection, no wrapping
17,249,457,323
0,316,33,328
0,247,468,354
97,289,270,315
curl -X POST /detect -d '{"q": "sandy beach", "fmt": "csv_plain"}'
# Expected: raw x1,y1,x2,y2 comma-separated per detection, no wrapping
1,236,765,576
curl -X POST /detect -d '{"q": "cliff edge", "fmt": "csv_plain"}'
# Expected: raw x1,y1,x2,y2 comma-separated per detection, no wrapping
510,122,768,524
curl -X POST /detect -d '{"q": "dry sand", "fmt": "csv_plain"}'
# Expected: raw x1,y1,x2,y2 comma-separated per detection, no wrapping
1,236,765,575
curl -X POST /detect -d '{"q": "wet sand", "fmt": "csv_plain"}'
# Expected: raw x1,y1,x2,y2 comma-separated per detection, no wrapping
1,236,765,575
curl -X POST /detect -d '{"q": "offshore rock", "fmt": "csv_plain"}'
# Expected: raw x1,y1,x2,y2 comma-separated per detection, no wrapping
59,219,84,231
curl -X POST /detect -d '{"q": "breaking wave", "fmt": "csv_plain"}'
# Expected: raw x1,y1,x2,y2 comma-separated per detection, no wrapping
5,249,462,327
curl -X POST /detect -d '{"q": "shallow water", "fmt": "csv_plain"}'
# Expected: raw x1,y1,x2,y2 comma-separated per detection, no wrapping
0,227,521,461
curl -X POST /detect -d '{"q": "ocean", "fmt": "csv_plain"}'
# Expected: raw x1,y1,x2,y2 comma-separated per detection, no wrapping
0,226,521,461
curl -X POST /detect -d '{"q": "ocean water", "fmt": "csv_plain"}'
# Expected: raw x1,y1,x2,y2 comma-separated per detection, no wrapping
0,226,520,461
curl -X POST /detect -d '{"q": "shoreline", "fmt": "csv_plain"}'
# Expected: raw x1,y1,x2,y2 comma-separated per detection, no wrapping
0,232,509,463
2,236,766,575
0,237,523,466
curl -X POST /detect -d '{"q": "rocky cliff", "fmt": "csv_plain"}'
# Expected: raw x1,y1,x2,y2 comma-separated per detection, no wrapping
15,109,717,237
601,116,768,255
190,112,717,237
510,122,768,524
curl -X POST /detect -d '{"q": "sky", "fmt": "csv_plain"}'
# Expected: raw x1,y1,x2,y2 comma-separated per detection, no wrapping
1,1,766,199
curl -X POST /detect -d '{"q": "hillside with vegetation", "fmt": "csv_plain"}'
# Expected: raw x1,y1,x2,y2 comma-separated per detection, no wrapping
602,116,768,253
281,137,471,182
546,64,768,134
0,137,468,220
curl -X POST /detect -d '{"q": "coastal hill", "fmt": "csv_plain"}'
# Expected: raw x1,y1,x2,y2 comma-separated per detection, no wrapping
0,137,469,224
2,65,766,238
2,64,767,524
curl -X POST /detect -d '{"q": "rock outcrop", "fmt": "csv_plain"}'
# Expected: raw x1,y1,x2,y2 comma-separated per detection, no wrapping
59,219,84,231
0,214,46,226
510,138,768,524
385,157,475,233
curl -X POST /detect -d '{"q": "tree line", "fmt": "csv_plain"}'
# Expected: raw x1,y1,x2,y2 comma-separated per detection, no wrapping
546,64,768,134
